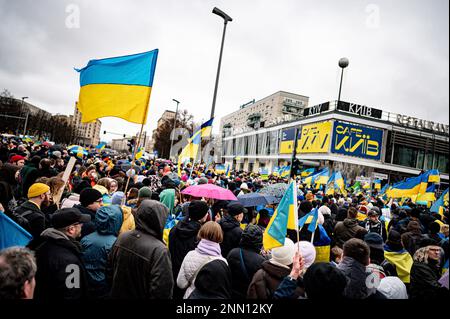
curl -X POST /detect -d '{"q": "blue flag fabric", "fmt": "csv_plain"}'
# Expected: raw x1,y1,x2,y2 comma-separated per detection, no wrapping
0,212,33,250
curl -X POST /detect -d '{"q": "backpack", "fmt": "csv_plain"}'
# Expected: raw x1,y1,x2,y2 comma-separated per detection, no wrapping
11,209,34,232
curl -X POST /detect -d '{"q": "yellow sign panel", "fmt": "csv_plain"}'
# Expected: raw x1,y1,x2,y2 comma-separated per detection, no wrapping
297,121,332,153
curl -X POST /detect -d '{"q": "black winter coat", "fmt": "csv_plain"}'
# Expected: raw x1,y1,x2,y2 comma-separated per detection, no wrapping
29,228,89,300
410,260,448,300
169,219,202,281
14,201,47,239
109,200,174,299
219,215,243,258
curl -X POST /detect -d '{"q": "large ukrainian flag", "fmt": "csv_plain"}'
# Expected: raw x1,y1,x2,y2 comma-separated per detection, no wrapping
75,49,158,124
387,170,440,198
431,188,449,217
263,181,298,250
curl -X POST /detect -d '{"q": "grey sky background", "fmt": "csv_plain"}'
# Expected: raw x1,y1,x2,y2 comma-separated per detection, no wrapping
0,0,448,143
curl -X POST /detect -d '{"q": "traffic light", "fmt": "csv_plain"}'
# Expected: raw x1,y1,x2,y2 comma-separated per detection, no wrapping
292,159,302,177
127,138,135,152
103,130,106,134
123,134,126,138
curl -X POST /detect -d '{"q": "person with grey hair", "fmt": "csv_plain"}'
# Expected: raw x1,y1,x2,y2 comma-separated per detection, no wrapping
0,247,37,299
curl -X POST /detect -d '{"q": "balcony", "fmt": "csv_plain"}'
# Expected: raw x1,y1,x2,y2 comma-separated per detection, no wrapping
247,113,261,128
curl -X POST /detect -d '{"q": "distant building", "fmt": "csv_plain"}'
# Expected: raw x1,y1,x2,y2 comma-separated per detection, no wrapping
149,110,177,154
72,102,102,146
219,91,309,139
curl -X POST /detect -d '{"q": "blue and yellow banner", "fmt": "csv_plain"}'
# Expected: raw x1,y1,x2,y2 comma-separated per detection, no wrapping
331,121,383,161
301,168,315,177
297,121,332,154
279,128,297,154
96,141,107,151
215,164,226,175
76,49,158,124
263,181,298,250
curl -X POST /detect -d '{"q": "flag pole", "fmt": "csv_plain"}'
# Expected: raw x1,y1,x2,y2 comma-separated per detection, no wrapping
122,113,146,205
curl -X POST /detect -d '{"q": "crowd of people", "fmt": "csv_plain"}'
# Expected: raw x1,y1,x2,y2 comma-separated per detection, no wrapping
0,136,448,300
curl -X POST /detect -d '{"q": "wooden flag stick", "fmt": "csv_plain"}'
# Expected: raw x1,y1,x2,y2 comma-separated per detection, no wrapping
53,156,77,209
122,122,145,206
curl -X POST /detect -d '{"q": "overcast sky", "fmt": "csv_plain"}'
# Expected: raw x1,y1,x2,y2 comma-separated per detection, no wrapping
0,0,448,143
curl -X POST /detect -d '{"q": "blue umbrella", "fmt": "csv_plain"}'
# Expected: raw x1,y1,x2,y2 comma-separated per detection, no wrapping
237,192,278,207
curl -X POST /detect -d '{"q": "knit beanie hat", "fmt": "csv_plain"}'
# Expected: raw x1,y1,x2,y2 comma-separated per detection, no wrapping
295,241,316,268
28,183,50,198
271,237,295,266
188,200,209,221
138,186,152,198
364,232,384,250
80,188,103,207
386,230,403,251
318,205,331,216
111,191,125,205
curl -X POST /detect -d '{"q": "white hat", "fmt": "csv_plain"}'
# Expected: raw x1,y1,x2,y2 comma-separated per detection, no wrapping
271,238,295,266
295,241,316,268
338,198,345,206
240,183,249,190
377,277,408,299
318,205,331,216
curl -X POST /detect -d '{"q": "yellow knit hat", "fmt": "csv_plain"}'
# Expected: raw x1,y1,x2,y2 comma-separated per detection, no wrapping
28,183,50,199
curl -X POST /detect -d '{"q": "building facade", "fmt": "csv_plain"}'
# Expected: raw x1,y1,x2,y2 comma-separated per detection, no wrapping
72,102,102,146
221,100,449,187
219,91,309,139
148,110,177,154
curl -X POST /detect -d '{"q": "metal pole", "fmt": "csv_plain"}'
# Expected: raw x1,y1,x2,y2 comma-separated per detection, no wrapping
23,111,29,136
210,21,229,119
170,99,179,160
337,67,344,105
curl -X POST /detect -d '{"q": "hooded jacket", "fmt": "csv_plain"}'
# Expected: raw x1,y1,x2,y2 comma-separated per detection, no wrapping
81,205,123,297
109,200,173,299
334,218,365,248
160,188,175,215
219,215,243,258
73,204,97,238
188,259,232,299
337,256,369,299
169,218,202,282
227,225,267,299
119,205,135,234
30,228,88,300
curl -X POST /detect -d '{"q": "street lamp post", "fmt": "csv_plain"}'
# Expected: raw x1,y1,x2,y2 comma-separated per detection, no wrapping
210,7,232,120
21,96,29,136
170,98,180,160
337,58,349,106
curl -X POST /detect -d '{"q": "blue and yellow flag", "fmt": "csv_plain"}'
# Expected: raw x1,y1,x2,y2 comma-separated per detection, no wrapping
334,171,346,195
298,208,320,233
215,164,226,175
272,166,280,177
135,146,144,160
431,188,449,217
281,165,291,178
178,118,214,175
95,141,107,151
76,49,158,124
387,170,437,198
225,163,231,177
301,168,315,177
374,179,381,190
325,172,336,195
263,181,298,250
1,212,33,250
414,184,436,205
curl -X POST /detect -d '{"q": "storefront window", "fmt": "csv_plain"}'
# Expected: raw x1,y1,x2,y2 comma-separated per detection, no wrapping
434,153,449,173
393,145,416,168
416,149,425,169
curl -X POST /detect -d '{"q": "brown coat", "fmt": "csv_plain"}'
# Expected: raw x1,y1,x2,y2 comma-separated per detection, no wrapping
247,260,304,299
334,218,365,247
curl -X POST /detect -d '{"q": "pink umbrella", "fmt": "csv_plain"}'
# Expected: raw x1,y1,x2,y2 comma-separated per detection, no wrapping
181,184,237,201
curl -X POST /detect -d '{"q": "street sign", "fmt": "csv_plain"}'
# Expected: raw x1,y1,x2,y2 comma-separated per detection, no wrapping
356,176,371,184
372,172,388,180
